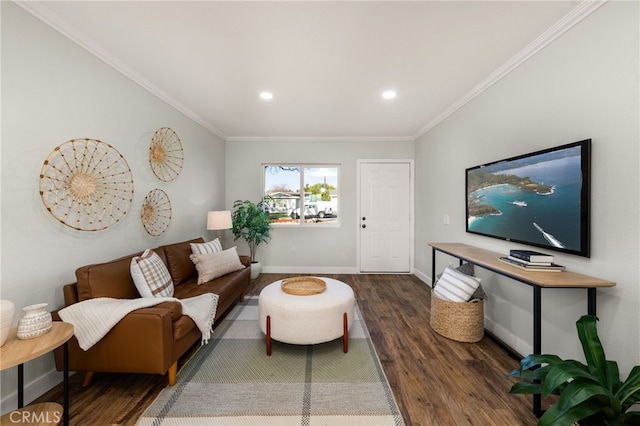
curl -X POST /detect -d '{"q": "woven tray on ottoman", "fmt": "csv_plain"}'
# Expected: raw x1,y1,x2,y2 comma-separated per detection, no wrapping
430,290,484,343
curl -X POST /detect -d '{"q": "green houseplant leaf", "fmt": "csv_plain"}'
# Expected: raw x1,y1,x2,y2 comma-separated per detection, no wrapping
507,315,640,426
231,197,273,263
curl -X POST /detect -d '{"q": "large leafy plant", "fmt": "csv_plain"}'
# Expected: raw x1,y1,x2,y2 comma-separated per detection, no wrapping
507,315,640,426
231,197,272,263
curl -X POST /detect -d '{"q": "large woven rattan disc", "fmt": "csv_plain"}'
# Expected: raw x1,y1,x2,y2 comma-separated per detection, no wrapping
149,127,183,182
141,189,172,236
39,138,134,231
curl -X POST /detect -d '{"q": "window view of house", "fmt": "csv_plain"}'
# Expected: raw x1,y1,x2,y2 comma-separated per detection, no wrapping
263,165,339,225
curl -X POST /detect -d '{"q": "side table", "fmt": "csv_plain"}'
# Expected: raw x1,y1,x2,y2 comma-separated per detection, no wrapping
0,322,73,426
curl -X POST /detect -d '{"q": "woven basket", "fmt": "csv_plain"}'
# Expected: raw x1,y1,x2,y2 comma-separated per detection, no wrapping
430,290,484,343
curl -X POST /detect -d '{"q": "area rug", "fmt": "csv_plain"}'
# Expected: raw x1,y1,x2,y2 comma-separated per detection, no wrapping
137,297,405,425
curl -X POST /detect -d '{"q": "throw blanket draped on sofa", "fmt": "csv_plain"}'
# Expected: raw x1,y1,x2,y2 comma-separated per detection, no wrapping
59,293,219,350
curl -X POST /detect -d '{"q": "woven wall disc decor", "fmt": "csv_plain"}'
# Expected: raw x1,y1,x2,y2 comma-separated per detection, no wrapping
141,189,172,236
39,138,134,231
149,127,183,182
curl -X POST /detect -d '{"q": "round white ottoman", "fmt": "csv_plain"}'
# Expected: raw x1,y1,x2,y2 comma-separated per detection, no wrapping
258,277,355,355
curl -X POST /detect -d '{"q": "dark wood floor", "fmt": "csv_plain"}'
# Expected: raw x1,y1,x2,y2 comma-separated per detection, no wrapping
34,273,541,425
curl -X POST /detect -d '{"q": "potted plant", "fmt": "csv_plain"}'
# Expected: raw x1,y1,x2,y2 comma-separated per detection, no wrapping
507,315,640,426
231,197,272,279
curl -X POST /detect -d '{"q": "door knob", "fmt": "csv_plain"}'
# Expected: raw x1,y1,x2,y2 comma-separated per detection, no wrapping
361,224,366,228
362,217,366,221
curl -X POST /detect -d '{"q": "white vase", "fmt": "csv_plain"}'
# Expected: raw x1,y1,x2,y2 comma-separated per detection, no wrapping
250,261,262,279
0,300,16,347
17,303,52,340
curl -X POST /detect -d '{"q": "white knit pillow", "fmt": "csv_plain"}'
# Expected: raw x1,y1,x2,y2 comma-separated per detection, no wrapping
433,266,481,302
190,238,223,255
130,249,174,298
190,246,245,285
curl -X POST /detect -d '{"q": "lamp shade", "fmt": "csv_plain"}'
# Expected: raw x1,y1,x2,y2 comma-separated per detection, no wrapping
207,210,232,231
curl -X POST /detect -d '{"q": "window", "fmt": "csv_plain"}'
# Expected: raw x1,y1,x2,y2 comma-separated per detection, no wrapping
263,164,339,225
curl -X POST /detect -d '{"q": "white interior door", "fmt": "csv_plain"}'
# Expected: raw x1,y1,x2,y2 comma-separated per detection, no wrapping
359,161,412,273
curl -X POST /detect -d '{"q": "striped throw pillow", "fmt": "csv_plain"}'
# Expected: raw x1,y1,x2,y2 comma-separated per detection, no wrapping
189,246,245,285
130,249,174,298
190,238,223,255
433,266,481,302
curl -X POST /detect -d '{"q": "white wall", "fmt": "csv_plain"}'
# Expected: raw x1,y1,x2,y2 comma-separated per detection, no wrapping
1,3,226,409
415,1,639,374
225,139,414,272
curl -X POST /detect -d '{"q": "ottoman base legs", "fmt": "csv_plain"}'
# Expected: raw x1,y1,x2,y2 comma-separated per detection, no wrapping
266,315,272,356
265,313,350,356
343,312,349,353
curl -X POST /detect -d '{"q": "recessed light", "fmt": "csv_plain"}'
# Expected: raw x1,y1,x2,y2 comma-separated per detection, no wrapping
260,92,274,100
382,90,397,100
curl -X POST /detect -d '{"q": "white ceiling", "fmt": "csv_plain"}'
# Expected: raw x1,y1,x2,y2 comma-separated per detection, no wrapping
19,1,600,141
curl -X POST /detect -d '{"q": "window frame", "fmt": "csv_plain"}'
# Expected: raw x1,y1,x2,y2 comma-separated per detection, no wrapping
262,163,340,227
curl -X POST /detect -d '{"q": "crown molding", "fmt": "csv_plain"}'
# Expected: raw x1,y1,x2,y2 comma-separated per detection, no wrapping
413,0,608,140
226,135,416,143
15,1,228,141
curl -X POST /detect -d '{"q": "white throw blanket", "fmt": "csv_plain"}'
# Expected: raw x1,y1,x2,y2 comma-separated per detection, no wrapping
58,293,219,351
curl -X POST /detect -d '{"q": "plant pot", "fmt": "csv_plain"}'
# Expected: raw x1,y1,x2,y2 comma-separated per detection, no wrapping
250,261,262,279
0,300,15,347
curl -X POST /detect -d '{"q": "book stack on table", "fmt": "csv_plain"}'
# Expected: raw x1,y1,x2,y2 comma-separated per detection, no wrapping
499,250,566,272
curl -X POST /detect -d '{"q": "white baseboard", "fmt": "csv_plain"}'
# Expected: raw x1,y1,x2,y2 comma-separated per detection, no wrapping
484,317,532,357
1,368,66,416
413,267,432,287
262,266,360,274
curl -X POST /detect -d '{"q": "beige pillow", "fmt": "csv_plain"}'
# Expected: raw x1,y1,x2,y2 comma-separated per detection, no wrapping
190,246,245,285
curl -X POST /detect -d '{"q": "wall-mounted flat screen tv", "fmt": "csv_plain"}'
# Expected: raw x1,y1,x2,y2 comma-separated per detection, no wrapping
466,139,591,257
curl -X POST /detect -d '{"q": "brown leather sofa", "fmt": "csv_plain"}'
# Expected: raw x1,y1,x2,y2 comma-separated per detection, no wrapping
53,237,251,386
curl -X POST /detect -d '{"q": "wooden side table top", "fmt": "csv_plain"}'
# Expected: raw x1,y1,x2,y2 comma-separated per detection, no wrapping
0,322,74,370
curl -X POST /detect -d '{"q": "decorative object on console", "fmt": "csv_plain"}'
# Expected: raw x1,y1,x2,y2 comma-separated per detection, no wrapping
39,138,134,231
206,210,232,242
141,189,172,236
0,300,15,346
149,127,183,182
231,197,273,279
17,303,52,340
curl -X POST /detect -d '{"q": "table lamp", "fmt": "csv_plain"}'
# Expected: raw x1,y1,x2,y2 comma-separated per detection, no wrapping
207,210,232,242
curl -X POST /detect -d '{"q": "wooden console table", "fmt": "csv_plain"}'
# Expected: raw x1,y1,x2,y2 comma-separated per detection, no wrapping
429,242,615,416
0,322,73,426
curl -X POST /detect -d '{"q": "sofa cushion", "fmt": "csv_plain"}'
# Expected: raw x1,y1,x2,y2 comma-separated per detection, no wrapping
76,254,141,301
190,247,245,284
190,238,222,255
161,237,204,285
131,249,174,298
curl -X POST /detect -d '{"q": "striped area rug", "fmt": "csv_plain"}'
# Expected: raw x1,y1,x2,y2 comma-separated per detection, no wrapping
137,297,404,425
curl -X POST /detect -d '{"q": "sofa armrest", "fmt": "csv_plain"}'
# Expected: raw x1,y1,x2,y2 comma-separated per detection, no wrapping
153,301,182,321
239,255,251,268
54,306,177,375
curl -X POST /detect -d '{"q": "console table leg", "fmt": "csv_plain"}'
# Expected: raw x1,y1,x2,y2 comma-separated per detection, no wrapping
533,286,542,417
431,248,436,286
587,288,597,316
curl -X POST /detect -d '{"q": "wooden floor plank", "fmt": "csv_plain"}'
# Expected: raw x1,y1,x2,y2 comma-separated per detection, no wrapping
32,273,539,425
